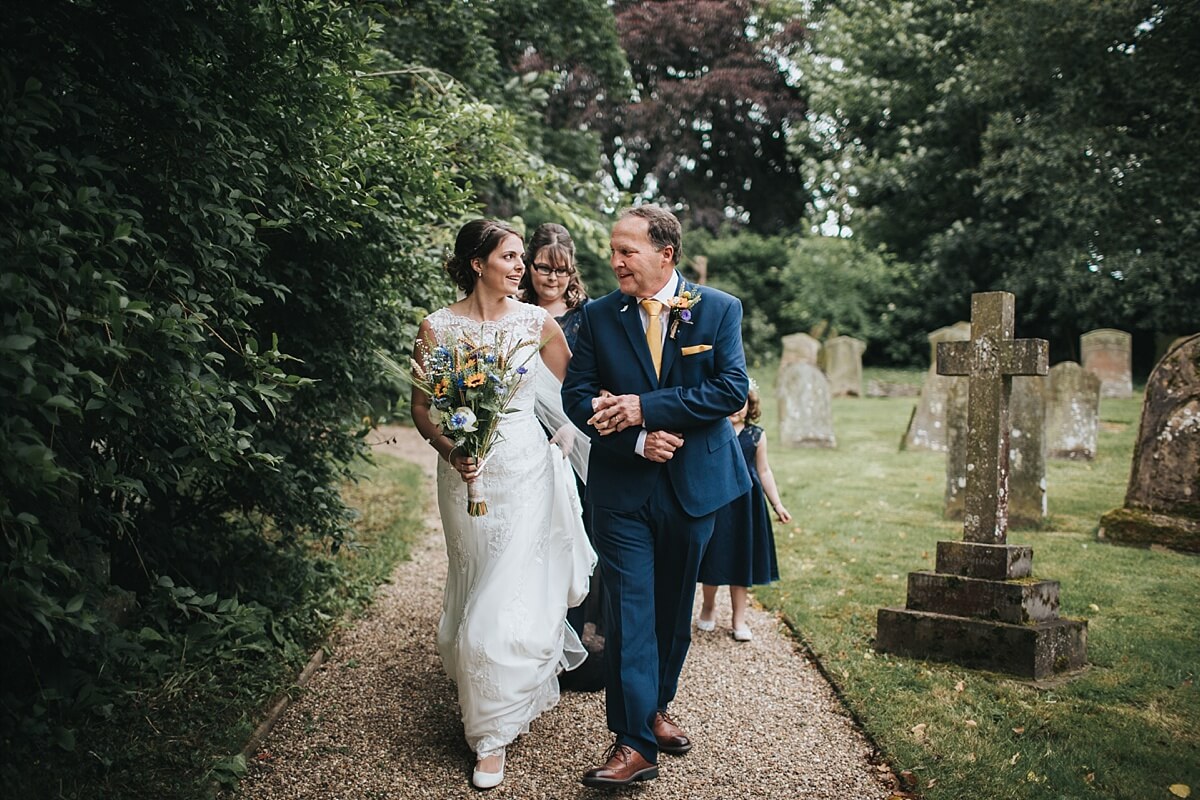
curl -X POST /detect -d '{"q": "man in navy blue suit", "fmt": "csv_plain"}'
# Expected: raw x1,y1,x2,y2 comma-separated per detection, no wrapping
562,205,751,786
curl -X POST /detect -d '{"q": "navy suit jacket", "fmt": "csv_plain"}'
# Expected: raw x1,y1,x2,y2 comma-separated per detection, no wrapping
562,273,751,516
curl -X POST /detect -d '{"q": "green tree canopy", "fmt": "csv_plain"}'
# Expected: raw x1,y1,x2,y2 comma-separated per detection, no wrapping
805,0,1200,360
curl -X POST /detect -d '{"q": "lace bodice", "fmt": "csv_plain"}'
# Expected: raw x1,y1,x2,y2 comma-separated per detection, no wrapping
425,304,549,415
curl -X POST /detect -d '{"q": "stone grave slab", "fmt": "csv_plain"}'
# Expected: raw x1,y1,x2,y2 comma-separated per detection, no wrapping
1081,328,1133,399
1046,361,1100,460
778,361,836,448
1099,334,1200,552
779,332,821,369
822,335,866,397
902,322,971,451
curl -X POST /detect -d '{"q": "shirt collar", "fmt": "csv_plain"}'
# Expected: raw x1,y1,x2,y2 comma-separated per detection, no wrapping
644,271,679,306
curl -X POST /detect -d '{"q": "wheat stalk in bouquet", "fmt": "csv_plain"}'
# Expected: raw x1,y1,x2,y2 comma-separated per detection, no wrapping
378,328,544,515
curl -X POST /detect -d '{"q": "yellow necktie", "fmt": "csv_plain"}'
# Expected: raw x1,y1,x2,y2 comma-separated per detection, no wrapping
641,299,663,378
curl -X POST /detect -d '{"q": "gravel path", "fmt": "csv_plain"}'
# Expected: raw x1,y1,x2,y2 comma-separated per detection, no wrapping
239,426,894,800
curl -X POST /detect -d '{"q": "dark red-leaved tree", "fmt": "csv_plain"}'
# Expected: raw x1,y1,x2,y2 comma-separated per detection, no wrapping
550,0,809,232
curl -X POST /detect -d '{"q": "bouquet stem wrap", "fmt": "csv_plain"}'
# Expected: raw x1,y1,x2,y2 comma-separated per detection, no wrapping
466,479,487,516
466,452,492,516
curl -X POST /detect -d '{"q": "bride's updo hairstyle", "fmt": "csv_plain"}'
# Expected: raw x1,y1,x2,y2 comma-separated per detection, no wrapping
445,218,522,294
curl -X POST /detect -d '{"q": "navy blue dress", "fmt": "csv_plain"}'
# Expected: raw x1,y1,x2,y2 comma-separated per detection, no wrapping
556,304,585,351
698,424,780,587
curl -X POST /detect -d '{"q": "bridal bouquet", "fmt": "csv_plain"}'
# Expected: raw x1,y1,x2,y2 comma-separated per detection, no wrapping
380,329,542,516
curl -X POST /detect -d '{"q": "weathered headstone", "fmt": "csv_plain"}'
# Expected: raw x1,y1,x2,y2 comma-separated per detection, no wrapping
779,332,821,369
1099,334,1200,552
1081,328,1133,398
822,335,866,397
777,361,836,448
946,375,1047,527
1046,361,1100,460
877,292,1087,678
943,376,969,514
902,322,971,451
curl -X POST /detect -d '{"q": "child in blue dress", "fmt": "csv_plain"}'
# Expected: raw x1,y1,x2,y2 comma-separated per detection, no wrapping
696,384,791,641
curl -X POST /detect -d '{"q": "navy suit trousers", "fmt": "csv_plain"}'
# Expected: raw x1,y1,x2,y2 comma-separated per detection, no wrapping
591,475,716,763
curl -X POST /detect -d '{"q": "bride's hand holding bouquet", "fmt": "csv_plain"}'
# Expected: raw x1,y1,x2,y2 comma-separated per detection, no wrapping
380,328,541,516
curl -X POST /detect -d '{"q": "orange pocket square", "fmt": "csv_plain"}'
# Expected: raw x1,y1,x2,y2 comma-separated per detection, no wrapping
680,344,713,356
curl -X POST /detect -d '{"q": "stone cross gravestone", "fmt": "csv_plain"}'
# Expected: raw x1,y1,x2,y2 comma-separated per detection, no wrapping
1046,361,1100,460
876,292,1087,678
777,361,836,448
902,322,971,451
822,335,866,397
945,375,1047,527
1099,334,1200,552
1081,328,1133,398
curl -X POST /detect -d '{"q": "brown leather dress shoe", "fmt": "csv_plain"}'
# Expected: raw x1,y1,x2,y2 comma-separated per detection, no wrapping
581,743,659,787
652,710,692,755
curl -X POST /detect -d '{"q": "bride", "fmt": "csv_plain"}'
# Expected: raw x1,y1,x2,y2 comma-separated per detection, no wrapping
409,218,596,790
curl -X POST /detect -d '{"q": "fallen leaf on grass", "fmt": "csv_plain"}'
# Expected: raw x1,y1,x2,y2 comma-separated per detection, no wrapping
1012,726,1025,735
1169,785,1191,798
1010,752,1021,765
955,680,965,692
1088,603,1100,612
964,719,977,728
910,724,927,741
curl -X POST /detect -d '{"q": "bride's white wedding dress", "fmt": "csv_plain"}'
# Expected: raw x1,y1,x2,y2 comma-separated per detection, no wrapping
427,304,597,759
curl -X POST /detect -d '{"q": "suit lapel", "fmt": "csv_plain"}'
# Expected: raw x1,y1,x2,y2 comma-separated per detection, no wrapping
657,276,688,383
619,294,659,385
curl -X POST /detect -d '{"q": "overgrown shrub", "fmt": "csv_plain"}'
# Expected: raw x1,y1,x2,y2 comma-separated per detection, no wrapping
0,0,519,777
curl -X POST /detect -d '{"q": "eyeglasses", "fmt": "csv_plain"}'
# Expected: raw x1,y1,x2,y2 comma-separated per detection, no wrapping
531,263,574,278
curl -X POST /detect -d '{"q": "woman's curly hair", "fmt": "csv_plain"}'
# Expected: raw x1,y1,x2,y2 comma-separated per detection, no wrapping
445,218,522,294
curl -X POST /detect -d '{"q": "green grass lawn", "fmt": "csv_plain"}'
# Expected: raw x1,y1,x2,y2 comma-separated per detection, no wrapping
753,366,1199,800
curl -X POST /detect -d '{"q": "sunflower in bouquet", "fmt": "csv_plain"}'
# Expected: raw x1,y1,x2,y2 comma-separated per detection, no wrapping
381,328,542,515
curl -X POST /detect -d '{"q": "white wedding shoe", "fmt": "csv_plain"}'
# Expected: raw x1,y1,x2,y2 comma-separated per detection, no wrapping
472,750,505,790
696,616,716,632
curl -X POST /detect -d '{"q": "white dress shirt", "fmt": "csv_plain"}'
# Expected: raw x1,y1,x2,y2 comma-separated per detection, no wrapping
634,272,679,457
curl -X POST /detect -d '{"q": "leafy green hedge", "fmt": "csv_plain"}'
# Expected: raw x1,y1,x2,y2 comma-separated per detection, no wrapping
0,0,555,775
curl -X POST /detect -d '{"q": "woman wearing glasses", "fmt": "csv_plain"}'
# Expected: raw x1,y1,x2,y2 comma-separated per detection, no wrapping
519,222,590,349
519,223,606,692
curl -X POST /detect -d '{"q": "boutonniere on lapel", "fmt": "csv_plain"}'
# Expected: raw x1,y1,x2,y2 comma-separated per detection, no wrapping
666,288,701,339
